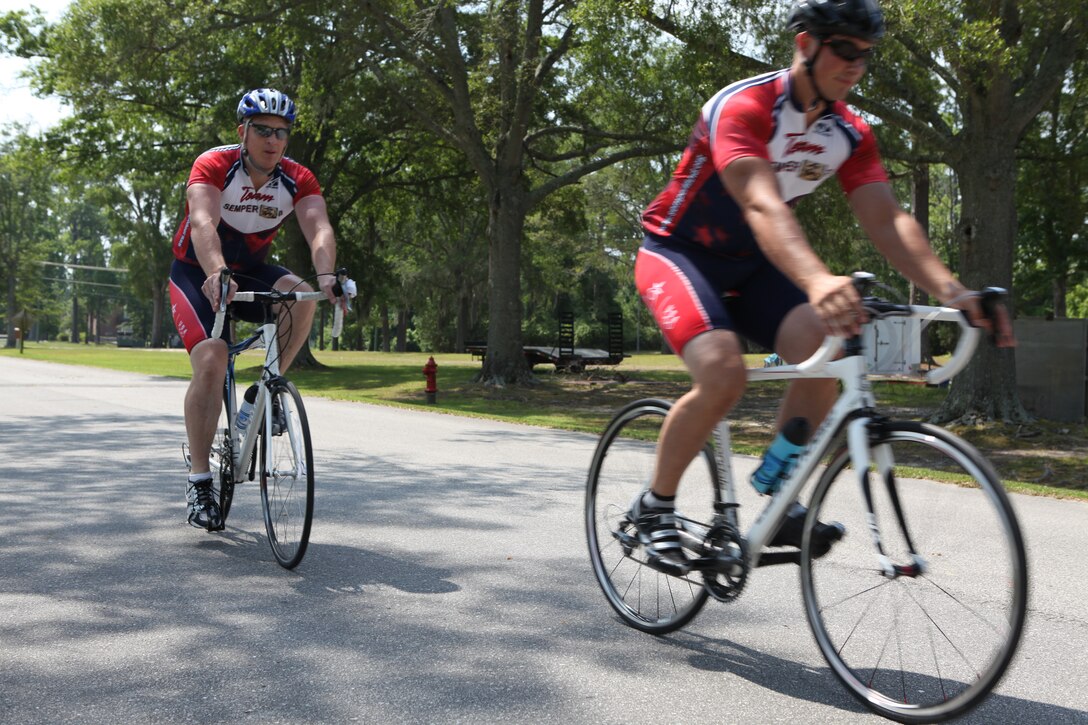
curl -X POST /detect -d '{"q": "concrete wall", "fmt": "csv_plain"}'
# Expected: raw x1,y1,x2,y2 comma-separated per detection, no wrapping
1014,318,1088,422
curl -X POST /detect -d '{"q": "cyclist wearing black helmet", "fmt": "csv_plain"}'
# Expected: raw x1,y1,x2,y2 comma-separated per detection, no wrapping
630,0,1014,573
169,87,341,531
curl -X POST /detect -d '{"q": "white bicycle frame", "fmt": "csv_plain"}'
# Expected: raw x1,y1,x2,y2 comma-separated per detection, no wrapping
702,304,980,568
213,287,347,482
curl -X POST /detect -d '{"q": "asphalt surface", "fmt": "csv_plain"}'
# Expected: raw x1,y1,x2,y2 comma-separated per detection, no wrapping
1,355,1086,724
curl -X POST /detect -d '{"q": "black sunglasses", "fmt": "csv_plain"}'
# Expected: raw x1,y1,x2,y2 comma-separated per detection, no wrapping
823,38,875,63
249,122,290,140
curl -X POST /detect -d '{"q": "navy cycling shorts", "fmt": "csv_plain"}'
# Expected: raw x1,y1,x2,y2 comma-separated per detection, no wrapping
169,260,294,352
634,234,807,355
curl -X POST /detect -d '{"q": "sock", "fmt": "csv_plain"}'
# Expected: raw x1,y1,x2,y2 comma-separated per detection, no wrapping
188,472,213,486
642,490,676,510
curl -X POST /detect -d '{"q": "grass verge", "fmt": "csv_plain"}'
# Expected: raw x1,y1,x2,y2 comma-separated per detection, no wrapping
4,342,1085,499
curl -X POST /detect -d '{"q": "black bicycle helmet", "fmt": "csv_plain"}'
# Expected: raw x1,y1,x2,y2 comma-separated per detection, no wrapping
786,0,885,42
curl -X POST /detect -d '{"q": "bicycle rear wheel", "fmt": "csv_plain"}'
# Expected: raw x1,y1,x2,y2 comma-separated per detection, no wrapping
801,421,1027,723
259,380,314,569
585,399,719,634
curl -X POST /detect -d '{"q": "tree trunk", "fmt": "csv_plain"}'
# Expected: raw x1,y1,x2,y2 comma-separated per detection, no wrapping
4,274,16,349
396,308,407,352
150,281,166,348
1052,276,1067,319
381,305,390,353
936,109,1028,423
911,164,935,365
71,295,79,344
456,286,469,354
478,186,532,385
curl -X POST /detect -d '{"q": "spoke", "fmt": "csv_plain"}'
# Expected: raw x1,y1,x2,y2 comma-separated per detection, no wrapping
832,577,888,658
919,575,1009,638
903,582,987,680
928,618,949,703
821,573,893,613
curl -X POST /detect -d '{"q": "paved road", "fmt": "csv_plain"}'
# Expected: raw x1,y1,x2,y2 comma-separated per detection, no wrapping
1,356,1086,724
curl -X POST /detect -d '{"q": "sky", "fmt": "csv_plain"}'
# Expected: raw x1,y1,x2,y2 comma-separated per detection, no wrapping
0,0,72,133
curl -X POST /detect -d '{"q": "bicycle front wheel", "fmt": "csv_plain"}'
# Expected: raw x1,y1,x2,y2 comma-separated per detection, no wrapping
259,380,314,569
801,421,1027,723
211,391,236,524
585,399,719,634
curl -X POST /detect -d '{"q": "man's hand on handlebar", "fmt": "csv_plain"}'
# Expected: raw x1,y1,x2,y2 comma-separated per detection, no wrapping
203,268,236,309
951,290,1016,349
318,273,340,308
809,274,867,338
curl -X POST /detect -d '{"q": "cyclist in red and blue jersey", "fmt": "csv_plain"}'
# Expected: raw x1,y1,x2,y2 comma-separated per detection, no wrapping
629,0,1015,574
169,88,340,531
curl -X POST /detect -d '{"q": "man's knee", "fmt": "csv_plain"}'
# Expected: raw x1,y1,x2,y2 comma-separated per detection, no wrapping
189,340,227,384
684,331,747,402
776,305,827,363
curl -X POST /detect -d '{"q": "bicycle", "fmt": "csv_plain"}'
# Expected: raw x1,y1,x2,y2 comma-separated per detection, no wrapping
585,274,1027,723
184,267,355,569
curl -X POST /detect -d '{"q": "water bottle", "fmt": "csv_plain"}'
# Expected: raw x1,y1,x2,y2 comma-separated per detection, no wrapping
750,417,811,495
235,383,259,436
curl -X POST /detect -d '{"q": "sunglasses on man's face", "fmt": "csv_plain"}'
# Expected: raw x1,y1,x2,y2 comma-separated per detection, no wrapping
824,38,875,63
249,122,290,140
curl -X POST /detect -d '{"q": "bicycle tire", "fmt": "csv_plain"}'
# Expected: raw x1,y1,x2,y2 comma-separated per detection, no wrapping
801,420,1028,723
212,390,236,525
259,379,314,569
585,399,719,634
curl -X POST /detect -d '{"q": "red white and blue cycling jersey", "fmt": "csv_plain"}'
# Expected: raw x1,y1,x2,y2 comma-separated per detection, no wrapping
636,68,889,355
171,144,321,269
641,68,887,255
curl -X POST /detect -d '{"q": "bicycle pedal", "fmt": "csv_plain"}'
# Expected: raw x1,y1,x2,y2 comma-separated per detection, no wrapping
612,527,639,555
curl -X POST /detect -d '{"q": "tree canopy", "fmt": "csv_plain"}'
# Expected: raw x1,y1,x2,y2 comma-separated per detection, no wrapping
1,0,1086,420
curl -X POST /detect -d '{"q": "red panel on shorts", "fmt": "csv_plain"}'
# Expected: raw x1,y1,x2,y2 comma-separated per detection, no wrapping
635,247,712,355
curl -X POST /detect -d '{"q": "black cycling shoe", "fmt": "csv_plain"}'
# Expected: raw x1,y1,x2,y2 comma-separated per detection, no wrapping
186,480,224,531
628,492,691,576
769,503,844,559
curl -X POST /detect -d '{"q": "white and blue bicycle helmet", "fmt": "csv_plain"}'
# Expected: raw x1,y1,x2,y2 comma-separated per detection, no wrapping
236,88,297,124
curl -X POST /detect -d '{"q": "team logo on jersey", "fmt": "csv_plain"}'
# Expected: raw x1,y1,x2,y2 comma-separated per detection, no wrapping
645,281,666,303
799,160,829,181
813,120,834,137
785,137,827,156
259,205,280,220
241,187,275,203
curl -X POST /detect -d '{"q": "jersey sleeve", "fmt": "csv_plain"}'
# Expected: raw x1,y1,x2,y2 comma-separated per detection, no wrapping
187,149,230,188
708,92,774,173
836,116,888,194
291,164,322,200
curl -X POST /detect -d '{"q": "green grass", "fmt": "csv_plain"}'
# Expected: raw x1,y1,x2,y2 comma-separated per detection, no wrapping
4,340,1086,500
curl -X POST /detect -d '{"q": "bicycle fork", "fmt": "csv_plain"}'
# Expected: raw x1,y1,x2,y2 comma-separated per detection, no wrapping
848,418,926,579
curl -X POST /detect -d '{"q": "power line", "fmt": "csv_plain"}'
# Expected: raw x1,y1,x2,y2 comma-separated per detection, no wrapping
37,261,129,273
41,276,124,289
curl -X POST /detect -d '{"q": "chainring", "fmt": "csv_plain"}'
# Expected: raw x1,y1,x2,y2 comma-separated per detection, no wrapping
702,522,749,602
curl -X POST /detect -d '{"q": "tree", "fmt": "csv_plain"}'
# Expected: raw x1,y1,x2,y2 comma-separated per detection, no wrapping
353,2,688,383
1014,60,1088,318
865,2,1086,422
631,0,1086,421
0,133,55,347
